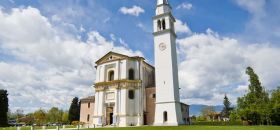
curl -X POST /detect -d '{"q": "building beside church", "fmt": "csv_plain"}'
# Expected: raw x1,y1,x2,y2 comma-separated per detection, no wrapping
80,0,190,127
79,96,95,126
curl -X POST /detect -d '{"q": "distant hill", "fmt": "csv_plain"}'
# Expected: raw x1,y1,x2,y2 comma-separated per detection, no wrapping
189,104,224,116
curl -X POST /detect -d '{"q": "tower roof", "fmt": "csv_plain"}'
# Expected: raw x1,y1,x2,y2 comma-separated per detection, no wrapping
157,0,168,6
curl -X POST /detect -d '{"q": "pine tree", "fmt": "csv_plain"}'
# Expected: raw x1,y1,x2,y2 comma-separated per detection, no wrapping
68,97,80,124
0,90,8,126
237,67,269,125
221,94,232,118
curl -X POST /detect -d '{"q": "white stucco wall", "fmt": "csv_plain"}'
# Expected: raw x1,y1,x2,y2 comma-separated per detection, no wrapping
93,58,151,127
153,3,183,126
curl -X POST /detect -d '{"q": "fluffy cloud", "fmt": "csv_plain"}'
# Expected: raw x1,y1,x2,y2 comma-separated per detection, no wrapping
119,6,145,16
2,2,280,112
0,7,142,112
235,0,280,43
236,0,265,15
178,29,280,105
175,19,192,34
176,2,193,10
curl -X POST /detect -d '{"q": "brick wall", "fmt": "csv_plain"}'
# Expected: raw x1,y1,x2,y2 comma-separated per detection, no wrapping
145,87,156,125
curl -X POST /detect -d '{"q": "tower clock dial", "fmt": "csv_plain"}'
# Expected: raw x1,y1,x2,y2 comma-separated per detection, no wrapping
159,43,166,51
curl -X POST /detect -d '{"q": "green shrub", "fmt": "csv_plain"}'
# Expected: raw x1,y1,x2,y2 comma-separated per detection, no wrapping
192,121,243,126
71,121,79,126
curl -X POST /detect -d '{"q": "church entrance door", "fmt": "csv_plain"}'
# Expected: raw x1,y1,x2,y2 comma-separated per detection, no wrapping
143,112,147,125
106,107,114,125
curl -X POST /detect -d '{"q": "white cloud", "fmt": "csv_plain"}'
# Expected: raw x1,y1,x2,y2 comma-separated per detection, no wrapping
103,17,111,23
2,4,280,111
177,28,280,105
0,7,143,112
110,33,116,41
119,6,145,16
176,2,193,10
175,19,192,34
137,23,145,29
236,0,265,15
51,15,61,22
137,22,151,33
235,0,280,43
8,0,15,4
79,25,86,33
234,85,248,93
119,38,129,48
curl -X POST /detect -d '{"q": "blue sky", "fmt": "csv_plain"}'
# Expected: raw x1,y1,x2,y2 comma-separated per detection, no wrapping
0,0,251,62
1,0,280,113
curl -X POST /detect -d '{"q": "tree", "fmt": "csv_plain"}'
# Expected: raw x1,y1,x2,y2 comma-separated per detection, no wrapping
15,109,24,123
68,97,80,124
270,87,280,125
0,90,8,126
237,67,270,125
221,94,233,118
34,109,47,125
201,106,215,121
62,111,69,124
190,115,197,122
18,113,34,125
47,107,63,123
229,109,240,121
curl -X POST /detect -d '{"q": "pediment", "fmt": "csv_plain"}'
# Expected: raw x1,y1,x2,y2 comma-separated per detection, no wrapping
95,51,129,65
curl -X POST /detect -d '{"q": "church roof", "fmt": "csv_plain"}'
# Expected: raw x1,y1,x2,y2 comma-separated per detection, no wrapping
80,96,95,103
95,51,133,64
95,51,154,69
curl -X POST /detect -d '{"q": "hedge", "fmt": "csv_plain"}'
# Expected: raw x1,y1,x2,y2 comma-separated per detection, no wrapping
191,121,244,126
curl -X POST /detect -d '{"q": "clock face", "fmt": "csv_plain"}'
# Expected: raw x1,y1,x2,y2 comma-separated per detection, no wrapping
159,43,166,51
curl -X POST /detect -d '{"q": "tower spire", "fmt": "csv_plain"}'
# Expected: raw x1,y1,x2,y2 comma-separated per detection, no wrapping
157,0,168,5
155,0,171,15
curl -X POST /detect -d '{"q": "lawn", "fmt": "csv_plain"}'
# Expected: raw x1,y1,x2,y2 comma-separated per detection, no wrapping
87,126,280,130
0,125,75,130
1,126,280,130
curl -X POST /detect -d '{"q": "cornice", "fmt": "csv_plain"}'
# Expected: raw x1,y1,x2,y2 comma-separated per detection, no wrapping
94,80,142,92
153,12,176,22
153,29,177,38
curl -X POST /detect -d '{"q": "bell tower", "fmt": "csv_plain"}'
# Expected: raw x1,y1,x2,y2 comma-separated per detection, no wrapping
153,0,184,126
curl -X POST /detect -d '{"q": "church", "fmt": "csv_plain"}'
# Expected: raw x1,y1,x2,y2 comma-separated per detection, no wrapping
80,0,190,127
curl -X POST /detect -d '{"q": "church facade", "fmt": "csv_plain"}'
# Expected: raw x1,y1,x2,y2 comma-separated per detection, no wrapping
80,0,190,127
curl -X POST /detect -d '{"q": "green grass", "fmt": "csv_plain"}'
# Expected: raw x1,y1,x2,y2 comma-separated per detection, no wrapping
1,126,280,130
87,126,280,130
64,126,76,128
0,127,31,130
34,126,57,129
0,125,73,130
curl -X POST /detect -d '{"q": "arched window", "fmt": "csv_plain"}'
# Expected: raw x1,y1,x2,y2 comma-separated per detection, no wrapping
128,90,135,99
157,20,162,31
162,19,166,30
129,69,134,80
163,111,168,122
87,114,90,122
152,94,156,99
108,71,114,81
88,102,90,108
